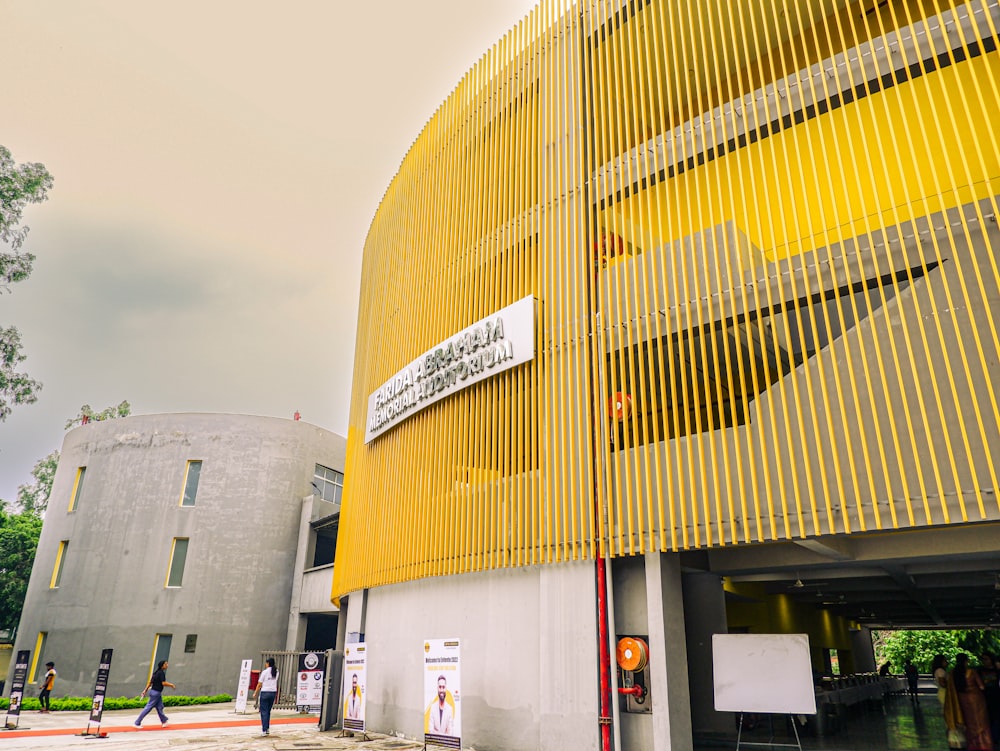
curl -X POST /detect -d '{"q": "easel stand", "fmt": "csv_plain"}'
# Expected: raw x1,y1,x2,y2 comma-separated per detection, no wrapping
735,712,803,751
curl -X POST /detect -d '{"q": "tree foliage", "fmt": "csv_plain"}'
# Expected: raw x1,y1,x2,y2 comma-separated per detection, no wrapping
0,507,43,633
65,399,132,429
0,325,40,421
15,450,59,514
0,145,53,422
0,145,53,283
873,629,1000,672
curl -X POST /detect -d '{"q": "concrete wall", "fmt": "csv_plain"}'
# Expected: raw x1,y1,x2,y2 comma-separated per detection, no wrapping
683,573,730,739
299,566,336,612
356,561,600,751
11,413,344,698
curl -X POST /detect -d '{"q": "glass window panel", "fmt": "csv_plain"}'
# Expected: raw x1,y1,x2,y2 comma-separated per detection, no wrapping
313,464,344,504
50,541,69,588
166,538,189,587
68,467,86,512
181,461,202,507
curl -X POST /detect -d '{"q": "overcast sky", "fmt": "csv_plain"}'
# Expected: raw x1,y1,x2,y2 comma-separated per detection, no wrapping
0,0,539,503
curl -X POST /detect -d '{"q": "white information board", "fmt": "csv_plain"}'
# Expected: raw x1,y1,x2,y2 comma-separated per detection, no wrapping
712,633,817,715
234,659,253,713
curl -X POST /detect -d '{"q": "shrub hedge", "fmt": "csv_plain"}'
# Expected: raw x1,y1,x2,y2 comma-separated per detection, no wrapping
0,694,233,712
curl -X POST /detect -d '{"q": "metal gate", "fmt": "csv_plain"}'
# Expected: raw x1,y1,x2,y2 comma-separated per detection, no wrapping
258,651,310,711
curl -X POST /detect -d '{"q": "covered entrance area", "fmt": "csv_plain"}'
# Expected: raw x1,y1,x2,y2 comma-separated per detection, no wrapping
678,521,1000,749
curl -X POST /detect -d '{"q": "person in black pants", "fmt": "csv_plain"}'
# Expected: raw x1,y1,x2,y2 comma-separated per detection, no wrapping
37,662,56,713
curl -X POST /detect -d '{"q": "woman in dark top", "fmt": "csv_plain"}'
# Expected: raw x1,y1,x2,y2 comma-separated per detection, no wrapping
134,660,175,728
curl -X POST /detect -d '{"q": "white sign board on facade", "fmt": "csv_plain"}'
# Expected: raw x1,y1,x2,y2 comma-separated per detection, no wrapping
712,633,817,715
365,296,536,443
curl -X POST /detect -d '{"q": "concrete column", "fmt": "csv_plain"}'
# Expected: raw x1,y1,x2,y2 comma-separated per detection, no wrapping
682,572,730,738
851,627,877,672
285,496,315,650
344,589,367,643
645,552,694,751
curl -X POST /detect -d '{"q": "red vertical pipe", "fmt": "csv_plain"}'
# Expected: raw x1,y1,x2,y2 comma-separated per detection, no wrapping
596,555,613,751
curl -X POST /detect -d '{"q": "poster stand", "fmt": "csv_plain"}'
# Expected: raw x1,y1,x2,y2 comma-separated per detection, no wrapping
336,729,373,740
77,724,109,739
735,712,803,751
3,650,31,731
76,649,114,739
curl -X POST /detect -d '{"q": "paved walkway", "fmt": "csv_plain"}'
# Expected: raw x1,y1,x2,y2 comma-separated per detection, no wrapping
0,702,423,750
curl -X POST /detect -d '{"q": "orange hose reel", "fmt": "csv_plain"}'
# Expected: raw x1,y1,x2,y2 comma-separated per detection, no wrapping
616,636,649,672
609,392,633,421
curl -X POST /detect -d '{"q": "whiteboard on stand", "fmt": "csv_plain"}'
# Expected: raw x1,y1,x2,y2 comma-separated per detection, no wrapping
712,633,817,715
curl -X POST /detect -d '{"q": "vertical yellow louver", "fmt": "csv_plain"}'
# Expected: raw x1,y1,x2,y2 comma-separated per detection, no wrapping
333,0,1000,599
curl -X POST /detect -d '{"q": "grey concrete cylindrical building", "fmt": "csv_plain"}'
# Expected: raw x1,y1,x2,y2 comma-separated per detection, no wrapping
11,413,344,698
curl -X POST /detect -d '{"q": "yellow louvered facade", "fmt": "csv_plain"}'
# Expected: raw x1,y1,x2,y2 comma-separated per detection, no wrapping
332,0,1000,599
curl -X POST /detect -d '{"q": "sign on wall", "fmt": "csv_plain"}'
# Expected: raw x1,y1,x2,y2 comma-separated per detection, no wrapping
234,659,253,713
341,643,367,731
423,638,461,749
365,296,536,443
297,652,326,709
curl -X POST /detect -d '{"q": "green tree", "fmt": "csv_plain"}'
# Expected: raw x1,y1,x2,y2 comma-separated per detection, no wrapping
65,400,132,430
0,145,53,422
15,450,59,515
0,507,43,634
874,629,1000,672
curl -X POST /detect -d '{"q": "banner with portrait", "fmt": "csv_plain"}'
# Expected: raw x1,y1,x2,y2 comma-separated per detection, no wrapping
423,638,461,749
341,643,366,731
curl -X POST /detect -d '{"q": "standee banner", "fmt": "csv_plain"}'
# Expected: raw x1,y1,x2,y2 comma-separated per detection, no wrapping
423,638,461,749
341,643,367,731
296,652,326,708
88,648,114,725
234,659,253,713
4,650,29,728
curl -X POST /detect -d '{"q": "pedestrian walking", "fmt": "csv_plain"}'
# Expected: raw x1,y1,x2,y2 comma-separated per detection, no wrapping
37,662,56,713
134,660,174,728
253,657,279,736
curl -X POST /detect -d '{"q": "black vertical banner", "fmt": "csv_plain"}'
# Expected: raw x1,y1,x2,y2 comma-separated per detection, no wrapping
4,650,30,728
89,649,114,725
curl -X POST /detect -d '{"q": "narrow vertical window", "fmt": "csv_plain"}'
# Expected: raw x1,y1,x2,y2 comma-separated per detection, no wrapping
28,632,47,682
68,467,86,512
180,460,202,507
147,634,172,683
50,541,69,588
166,538,189,587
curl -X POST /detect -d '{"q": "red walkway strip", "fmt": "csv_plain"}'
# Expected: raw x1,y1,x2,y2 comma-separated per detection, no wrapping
0,715,317,739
